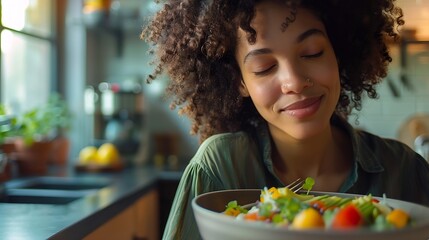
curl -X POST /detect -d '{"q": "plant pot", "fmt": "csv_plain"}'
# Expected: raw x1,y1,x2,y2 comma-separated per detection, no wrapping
0,141,17,154
0,151,12,182
0,159,12,182
49,136,70,165
14,140,53,176
0,142,17,181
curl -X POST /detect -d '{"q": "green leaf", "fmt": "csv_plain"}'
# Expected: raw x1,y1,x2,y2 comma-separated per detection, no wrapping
226,200,238,208
225,200,248,214
271,214,285,224
302,177,315,194
259,202,273,217
279,197,306,222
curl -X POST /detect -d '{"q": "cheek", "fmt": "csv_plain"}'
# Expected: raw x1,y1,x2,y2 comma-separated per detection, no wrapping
322,67,341,108
328,66,341,96
315,58,340,94
246,81,279,109
320,68,339,87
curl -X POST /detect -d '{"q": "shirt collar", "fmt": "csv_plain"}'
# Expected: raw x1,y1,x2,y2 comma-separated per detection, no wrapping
255,121,276,175
255,114,385,186
331,114,384,173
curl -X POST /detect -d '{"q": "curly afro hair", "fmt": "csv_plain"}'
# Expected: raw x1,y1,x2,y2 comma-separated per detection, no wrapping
141,0,404,142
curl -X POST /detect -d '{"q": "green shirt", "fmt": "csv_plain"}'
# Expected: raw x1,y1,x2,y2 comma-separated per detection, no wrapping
162,116,429,240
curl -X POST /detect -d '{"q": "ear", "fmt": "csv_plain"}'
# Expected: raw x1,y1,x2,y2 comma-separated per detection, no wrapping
239,80,250,97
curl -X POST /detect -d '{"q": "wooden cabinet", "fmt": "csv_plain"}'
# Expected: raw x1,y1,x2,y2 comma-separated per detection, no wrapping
84,189,159,240
134,189,160,240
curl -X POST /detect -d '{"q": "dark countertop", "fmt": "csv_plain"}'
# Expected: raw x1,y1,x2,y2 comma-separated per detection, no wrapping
0,165,184,240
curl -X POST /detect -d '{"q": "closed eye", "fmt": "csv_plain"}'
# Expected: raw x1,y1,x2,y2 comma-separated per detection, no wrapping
253,65,277,76
302,51,323,59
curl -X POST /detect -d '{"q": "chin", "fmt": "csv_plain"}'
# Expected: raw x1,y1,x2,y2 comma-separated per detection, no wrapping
286,121,329,140
288,130,319,140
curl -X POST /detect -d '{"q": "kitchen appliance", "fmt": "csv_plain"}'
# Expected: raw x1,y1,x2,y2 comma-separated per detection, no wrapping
86,81,146,164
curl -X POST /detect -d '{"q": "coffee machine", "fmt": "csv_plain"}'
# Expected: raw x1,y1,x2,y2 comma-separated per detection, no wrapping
85,81,146,165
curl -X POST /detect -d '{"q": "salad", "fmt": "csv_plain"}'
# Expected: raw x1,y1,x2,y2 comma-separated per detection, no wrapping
224,180,410,231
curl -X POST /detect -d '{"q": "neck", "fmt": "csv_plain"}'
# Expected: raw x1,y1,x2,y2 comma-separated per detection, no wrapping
270,124,351,191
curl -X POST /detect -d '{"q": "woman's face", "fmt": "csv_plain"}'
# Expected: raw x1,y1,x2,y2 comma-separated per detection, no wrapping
235,1,340,140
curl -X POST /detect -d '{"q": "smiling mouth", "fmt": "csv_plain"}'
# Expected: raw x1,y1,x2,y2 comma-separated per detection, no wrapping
284,96,322,111
280,96,323,118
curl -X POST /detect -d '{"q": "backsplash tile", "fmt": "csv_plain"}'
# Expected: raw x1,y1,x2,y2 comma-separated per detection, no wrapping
350,43,429,143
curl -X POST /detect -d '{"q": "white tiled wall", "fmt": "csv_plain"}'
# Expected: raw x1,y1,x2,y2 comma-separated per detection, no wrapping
349,43,429,141
349,0,429,143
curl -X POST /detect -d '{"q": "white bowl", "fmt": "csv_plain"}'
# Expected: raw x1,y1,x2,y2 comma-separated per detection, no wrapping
192,189,429,240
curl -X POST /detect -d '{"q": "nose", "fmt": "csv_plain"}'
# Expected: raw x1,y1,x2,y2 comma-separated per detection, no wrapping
279,67,313,94
280,77,313,93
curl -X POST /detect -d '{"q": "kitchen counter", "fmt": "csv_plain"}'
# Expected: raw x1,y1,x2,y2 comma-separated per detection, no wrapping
0,165,183,240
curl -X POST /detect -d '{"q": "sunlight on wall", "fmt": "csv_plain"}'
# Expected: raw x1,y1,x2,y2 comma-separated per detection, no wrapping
397,0,429,39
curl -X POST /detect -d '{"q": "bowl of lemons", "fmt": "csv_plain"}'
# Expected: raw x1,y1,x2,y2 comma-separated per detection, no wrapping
76,143,123,172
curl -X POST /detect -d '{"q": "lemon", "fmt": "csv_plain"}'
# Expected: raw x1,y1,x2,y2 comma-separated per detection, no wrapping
78,146,99,165
96,143,121,166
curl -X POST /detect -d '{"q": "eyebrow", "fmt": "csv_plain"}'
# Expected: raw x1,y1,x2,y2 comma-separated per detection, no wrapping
296,28,325,43
242,28,326,64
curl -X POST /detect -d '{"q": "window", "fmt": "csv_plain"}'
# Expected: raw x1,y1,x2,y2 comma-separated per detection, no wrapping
0,0,56,114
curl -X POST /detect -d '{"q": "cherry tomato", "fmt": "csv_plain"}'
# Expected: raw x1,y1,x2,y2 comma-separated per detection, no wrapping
331,204,364,229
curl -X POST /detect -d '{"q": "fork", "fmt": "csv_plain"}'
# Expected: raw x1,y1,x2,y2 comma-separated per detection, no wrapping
287,178,305,193
241,178,305,209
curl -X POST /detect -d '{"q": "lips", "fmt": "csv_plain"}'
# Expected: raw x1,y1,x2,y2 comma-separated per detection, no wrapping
284,96,322,111
280,96,323,119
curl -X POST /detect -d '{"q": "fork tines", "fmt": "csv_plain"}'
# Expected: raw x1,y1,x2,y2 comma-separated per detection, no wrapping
286,178,305,193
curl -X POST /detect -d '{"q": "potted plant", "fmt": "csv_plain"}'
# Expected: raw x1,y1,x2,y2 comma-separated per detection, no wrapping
11,102,58,176
0,93,72,175
44,93,73,165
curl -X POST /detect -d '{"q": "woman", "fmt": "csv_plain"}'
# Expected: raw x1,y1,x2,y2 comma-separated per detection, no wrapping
142,0,429,239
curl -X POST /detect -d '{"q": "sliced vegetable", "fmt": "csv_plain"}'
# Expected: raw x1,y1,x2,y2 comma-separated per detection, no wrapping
309,200,328,212
331,204,364,229
276,187,314,201
243,212,271,221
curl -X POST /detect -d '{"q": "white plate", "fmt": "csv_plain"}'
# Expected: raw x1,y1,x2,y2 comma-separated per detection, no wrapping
192,189,429,240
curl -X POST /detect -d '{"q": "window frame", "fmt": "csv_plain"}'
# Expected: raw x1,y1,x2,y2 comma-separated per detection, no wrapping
0,1,62,102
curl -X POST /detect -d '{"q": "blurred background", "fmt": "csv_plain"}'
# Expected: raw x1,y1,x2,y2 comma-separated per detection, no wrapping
1,0,199,169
